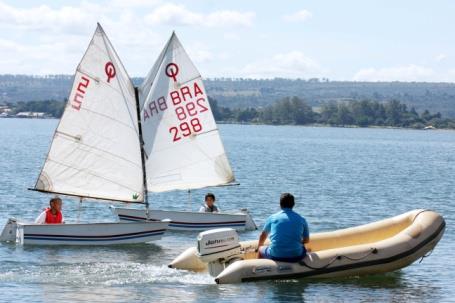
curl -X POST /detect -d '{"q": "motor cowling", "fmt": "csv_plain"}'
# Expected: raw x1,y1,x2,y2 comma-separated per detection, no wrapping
196,228,242,277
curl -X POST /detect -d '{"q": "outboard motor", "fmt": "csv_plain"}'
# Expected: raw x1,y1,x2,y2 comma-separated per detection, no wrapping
197,228,243,277
0,218,17,243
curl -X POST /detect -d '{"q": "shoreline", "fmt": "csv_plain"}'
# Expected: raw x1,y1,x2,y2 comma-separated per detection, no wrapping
216,121,455,131
1,116,453,131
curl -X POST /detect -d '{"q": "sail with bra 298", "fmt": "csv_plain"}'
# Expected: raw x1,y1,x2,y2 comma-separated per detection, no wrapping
139,33,235,193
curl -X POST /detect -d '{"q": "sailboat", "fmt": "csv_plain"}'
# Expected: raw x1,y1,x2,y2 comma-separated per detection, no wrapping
0,24,169,245
112,33,257,231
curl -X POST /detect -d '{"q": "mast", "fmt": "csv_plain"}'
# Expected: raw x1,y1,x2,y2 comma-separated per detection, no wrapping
134,87,150,218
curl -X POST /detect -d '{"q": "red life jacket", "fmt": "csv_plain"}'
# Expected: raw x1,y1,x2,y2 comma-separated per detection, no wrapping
45,207,63,224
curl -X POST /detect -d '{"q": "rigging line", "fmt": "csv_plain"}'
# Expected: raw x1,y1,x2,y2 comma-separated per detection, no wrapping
55,132,143,169
299,248,378,270
173,74,203,88
46,158,142,194
29,188,144,204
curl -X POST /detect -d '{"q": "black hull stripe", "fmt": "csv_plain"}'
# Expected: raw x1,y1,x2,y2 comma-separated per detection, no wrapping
240,220,446,283
118,214,246,225
25,229,167,239
24,231,165,242
119,216,245,228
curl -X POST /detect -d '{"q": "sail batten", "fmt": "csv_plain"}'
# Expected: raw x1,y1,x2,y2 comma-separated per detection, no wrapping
34,24,145,203
139,33,235,193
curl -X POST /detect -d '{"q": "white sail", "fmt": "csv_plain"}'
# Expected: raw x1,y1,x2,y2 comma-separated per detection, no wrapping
35,24,144,202
140,33,235,193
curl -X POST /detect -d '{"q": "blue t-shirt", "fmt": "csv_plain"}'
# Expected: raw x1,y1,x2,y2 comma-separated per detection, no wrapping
263,208,309,258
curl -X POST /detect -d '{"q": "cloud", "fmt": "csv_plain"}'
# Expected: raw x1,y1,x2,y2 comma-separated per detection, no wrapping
0,1,164,75
223,32,240,41
241,51,321,78
283,10,312,22
0,2,102,35
352,65,435,82
111,0,162,8
188,49,214,63
434,53,447,62
144,3,255,27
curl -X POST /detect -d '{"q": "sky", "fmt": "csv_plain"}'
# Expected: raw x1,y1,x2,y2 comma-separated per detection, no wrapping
0,0,455,82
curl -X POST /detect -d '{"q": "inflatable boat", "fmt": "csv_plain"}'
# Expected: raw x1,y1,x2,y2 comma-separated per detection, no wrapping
169,209,445,284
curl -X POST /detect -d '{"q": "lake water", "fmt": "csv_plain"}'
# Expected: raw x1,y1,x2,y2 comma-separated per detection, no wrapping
0,118,454,302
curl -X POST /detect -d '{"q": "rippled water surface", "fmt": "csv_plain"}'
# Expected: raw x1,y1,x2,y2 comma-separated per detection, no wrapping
0,119,454,302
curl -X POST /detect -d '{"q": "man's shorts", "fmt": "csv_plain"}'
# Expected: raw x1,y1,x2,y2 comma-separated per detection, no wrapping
258,245,306,262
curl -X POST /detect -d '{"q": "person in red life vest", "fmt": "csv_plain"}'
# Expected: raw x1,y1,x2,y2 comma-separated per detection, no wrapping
35,197,65,224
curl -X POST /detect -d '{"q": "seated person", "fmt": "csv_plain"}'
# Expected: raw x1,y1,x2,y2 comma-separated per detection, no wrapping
198,193,220,213
257,193,309,262
35,197,65,224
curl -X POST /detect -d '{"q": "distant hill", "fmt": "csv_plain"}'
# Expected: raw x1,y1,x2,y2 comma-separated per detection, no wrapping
1,75,454,118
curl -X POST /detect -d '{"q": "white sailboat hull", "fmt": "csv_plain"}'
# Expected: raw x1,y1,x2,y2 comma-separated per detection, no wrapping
112,207,257,231
0,218,169,245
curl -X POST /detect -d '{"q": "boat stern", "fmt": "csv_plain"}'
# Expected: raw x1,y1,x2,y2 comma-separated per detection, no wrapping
240,209,257,230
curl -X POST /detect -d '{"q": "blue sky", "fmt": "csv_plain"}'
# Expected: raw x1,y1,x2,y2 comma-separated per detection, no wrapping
1,0,454,81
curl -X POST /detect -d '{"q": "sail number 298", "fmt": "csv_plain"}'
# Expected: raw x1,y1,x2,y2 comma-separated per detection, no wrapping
169,118,202,142
169,98,208,142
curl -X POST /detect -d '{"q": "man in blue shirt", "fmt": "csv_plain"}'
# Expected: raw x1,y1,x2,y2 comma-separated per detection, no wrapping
257,193,310,262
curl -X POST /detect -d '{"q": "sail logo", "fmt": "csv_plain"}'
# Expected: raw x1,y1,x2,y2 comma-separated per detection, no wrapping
165,63,179,82
105,62,116,83
205,236,235,246
72,76,90,111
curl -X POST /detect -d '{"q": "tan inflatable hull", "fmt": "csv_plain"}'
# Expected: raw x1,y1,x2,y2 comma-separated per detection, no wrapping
169,209,445,284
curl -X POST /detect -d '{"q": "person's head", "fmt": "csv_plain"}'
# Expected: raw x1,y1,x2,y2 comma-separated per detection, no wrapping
280,193,295,209
49,197,62,212
205,193,216,207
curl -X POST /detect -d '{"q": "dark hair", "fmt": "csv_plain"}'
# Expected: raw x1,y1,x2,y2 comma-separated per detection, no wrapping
49,196,62,205
205,193,216,201
280,193,295,209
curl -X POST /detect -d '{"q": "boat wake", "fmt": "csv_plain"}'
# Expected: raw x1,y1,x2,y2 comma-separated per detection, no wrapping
0,262,214,286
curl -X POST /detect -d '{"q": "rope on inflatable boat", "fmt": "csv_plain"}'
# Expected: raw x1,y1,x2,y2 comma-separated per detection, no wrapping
419,248,434,263
299,209,434,270
412,209,431,223
299,247,379,270
412,209,435,264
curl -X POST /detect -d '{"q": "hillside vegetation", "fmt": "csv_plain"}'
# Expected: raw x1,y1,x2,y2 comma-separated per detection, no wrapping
1,75,454,118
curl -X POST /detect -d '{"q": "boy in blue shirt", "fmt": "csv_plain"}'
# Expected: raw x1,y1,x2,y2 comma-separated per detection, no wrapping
257,193,310,262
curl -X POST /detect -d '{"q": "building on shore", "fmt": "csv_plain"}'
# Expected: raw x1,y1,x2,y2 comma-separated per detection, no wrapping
0,105,12,118
15,112,46,118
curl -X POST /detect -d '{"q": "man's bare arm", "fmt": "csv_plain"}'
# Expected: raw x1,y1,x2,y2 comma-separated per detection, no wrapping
302,237,310,252
257,231,268,258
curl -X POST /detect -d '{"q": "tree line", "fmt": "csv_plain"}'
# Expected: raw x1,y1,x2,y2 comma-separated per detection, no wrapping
2,75,455,119
3,97,455,129
5,100,65,117
209,97,455,129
